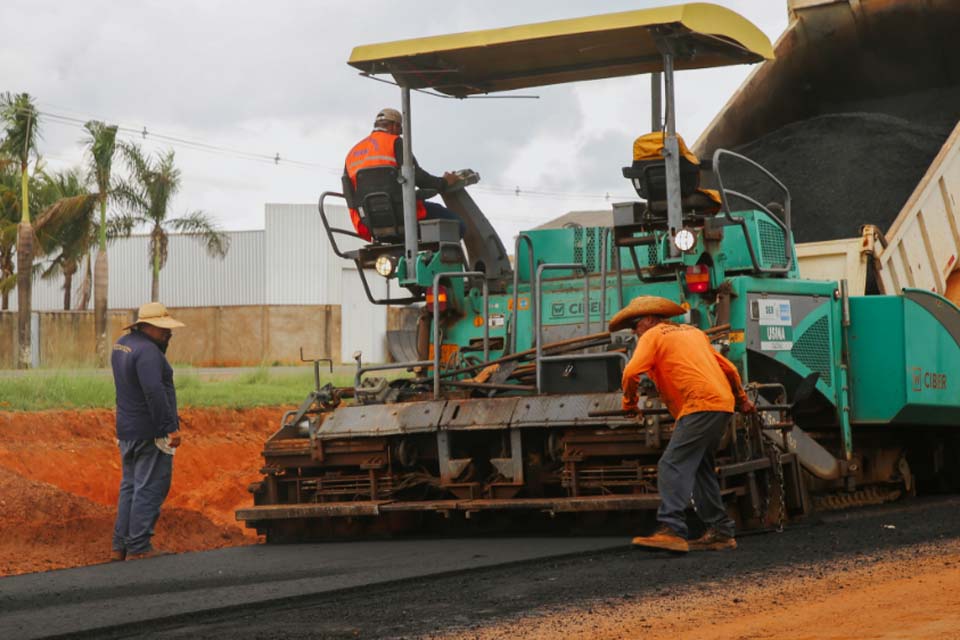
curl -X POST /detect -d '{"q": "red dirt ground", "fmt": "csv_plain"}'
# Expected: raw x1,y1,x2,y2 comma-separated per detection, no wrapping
437,543,960,640
0,407,282,576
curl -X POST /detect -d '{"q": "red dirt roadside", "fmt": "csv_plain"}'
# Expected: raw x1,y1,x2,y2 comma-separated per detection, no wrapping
0,407,281,576
435,541,960,640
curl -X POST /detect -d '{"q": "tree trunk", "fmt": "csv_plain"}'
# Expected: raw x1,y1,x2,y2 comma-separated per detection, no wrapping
94,250,109,367
77,254,92,311
151,243,160,302
62,260,77,311
1,251,11,310
16,222,34,369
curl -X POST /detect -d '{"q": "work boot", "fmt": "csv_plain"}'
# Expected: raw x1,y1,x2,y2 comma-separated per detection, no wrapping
689,528,737,551
127,548,171,561
110,549,127,562
631,525,689,553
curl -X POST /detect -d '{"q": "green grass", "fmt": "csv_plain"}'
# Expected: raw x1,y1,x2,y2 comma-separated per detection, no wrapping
0,368,358,411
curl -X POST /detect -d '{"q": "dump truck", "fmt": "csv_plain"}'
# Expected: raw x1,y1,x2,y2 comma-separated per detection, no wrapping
695,0,960,302
238,1,960,541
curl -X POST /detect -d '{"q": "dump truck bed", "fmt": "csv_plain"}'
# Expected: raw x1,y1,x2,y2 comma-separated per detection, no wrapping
694,0,960,299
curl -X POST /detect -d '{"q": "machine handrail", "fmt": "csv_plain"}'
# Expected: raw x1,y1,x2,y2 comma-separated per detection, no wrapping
535,262,589,392
598,227,611,334
319,191,365,259
320,191,425,306
712,148,794,275
510,233,536,355
433,271,489,398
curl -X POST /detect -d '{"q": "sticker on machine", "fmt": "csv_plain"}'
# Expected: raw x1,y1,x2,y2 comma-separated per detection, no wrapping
758,299,792,326
757,299,793,350
760,325,793,351
488,313,505,328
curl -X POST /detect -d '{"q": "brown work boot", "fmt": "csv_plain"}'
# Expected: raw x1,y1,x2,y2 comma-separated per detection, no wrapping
127,548,172,561
110,549,127,562
689,529,737,551
631,525,689,553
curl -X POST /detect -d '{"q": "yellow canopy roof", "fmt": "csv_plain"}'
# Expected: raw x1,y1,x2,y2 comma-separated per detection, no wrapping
348,3,774,97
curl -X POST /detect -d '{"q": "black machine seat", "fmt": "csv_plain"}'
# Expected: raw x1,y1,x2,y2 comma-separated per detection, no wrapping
341,166,439,244
621,156,701,202
621,132,721,218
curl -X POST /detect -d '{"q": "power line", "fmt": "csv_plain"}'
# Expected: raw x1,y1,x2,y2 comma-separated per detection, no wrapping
4,101,637,202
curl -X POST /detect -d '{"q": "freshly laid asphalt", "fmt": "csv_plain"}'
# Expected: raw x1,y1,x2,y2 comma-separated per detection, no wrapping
0,537,624,639
3,496,960,639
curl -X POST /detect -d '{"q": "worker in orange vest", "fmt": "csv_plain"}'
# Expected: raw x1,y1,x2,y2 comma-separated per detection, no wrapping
343,108,462,241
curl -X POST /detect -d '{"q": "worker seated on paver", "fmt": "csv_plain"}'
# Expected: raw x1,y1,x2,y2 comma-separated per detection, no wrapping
342,108,464,244
622,132,722,215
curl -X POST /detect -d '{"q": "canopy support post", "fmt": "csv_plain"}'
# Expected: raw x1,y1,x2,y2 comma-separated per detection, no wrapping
661,53,682,258
650,72,662,132
400,85,418,266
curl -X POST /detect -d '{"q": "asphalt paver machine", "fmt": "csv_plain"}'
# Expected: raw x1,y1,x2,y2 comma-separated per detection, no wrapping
238,3,960,540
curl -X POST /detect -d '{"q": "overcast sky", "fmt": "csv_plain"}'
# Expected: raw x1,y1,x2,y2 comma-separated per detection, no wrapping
1,1,788,243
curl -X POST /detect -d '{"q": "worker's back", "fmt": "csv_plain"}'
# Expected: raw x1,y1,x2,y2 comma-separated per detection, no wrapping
634,323,736,419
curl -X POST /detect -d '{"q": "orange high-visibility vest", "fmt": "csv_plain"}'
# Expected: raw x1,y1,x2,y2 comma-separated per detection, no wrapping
344,131,426,241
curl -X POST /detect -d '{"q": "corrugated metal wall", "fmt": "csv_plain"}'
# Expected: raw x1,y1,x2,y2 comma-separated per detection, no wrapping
11,230,266,311
7,202,389,361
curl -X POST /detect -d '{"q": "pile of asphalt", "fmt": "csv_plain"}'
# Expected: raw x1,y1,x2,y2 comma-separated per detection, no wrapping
710,85,960,244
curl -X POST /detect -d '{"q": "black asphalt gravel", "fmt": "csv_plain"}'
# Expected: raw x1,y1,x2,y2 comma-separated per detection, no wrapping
11,495,959,640
707,84,960,244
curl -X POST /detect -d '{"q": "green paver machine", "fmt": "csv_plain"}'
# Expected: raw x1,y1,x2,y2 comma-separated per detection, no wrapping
238,2,960,540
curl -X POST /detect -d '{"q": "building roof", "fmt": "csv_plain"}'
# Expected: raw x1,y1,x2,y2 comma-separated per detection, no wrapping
532,210,613,230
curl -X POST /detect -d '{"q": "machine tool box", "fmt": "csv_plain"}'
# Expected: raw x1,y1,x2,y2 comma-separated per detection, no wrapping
540,355,624,394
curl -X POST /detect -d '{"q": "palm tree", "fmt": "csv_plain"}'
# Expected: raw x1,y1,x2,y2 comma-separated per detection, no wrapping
84,121,119,366
34,167,137,310
33,169,97,310
116,143,229,301
1,92,40,368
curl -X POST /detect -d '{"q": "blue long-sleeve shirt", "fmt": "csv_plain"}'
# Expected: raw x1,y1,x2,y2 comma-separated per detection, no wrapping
111,330,179,440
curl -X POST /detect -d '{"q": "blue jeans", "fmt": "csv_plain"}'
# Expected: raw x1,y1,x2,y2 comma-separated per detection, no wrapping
113,440,173,554
657,411,736,538
423,201,465,236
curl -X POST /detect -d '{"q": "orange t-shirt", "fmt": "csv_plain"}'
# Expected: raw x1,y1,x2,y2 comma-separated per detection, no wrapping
621,322,747,419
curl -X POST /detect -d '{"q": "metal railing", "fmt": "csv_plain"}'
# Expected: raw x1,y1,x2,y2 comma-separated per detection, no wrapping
534,263,589,392
510,233,536,355
712,148,794,275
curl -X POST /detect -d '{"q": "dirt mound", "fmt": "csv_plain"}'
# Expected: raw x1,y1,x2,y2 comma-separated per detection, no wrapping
0,407,284,576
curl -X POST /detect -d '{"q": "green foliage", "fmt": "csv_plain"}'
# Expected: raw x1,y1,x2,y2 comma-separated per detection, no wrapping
0,369,357,411
0,92,40,169
115,142,229,296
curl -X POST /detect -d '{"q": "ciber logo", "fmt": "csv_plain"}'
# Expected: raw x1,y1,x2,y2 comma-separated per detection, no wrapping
911,367,947,392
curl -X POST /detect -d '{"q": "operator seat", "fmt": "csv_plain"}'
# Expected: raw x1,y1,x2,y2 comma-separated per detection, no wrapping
341,166,440,244
621,132,721,216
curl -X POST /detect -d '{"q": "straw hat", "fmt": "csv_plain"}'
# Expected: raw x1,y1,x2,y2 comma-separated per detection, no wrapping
124,302,185,330
608,296,685,332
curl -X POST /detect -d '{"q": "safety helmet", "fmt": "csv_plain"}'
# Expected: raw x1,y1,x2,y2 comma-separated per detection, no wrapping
374,108,402,127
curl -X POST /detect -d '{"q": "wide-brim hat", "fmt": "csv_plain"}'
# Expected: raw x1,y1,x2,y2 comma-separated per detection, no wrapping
124,302,185,330
608,296,686,332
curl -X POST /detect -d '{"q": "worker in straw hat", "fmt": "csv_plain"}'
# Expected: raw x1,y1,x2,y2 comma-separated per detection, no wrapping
110,302,186,561
610,296,756,553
